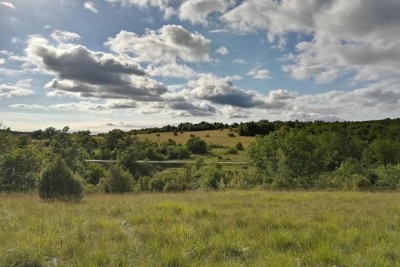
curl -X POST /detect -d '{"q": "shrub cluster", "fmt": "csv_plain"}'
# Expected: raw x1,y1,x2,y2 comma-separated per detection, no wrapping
39,157,83,201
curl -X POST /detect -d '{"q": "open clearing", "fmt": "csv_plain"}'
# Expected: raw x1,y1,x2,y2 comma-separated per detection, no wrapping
1,191,399,266
137,129,255,148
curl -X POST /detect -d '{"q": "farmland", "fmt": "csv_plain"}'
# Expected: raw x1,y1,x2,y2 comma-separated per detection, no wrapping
1,191,399,266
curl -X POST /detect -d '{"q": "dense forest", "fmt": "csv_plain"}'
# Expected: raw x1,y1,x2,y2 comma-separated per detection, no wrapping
0,119,400,199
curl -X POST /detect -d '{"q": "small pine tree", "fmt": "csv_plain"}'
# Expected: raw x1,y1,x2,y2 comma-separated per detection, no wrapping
235,142,244,151
102,162,133,193
39,157,83,201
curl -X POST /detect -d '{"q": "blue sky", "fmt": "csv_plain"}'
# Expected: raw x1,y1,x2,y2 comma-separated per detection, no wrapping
1,0,400,132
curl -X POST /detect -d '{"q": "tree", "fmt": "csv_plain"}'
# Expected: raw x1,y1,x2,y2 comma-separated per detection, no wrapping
0,145,45,192
49,127,90,178
39,157,83,201
248,130,323,188
362,139,400,166
101,162,133,193
186,137,207,154
235,142,244,151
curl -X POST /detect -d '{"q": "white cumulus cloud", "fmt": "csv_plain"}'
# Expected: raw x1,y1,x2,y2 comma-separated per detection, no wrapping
50,30,81,43
84,1,99,13
216,46,229,55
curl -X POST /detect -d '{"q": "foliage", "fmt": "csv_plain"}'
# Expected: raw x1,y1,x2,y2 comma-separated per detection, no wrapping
225,147,238,155
166,145,191,160
49,127,90,177
39,157,83,201
3,118,400,192
101,162,133,193
119,145,153,179
0,145,45,192
187,136,208,154
200,164,227,189
373,164,400,190
235,142,244,151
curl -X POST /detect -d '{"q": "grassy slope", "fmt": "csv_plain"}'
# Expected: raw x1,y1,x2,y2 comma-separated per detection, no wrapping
137,129,255,148
1,191,399,266
136,129,254,163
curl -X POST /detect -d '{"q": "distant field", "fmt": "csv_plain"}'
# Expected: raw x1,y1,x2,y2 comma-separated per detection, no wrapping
1,191,399,266
137,129,255,148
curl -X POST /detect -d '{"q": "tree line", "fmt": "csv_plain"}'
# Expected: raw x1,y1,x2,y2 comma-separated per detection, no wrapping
0,118,399,201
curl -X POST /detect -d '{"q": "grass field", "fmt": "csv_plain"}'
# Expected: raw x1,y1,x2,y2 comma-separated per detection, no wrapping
1,191,399,266
137,129,255,148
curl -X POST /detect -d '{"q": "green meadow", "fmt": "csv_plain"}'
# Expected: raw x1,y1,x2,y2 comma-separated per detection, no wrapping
1,191,399,266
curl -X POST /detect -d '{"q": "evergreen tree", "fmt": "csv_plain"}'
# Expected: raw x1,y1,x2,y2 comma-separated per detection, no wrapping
39,157,83,201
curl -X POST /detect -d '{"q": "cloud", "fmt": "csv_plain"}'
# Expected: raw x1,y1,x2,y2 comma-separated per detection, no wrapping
106,25,211,64
222,0,400,83
50,30,81,43
50,100,138,112
106,25,210,78
0,1,15,9
219,106,249,119
0,80,34,98
209,29,229,34
0,58,5,65
179,0,235,24
25,36,167,101
247,66,271,80
11,37,19,44
233,58,246,64
169,101,217,117
190,74,266,108
9,104,49,110
145,63,197,79
216,46,229,55
84,1,99,13
281,79,400,121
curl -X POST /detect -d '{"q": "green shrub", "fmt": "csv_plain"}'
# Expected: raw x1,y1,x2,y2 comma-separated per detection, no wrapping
235,142,244,151
225,147,238,155
187,137,207,154
0,146,44,192
148,176,166,191
146,169,189,192
39,157,83,201
200,164,226,190
352,174,371,191
374,164,400,190
84,162,105,185
167,146,191,159
102,162,133,193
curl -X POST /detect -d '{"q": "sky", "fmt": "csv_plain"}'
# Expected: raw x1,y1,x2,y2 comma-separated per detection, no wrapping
1,0,400,132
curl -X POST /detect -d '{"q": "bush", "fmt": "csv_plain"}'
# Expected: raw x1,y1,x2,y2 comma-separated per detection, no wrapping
374,164,400,190
84,162,105,185
235,142,244,151
187,137,207,154
225,147,238,155
145,169,189,192
200,164,226,190
352,174,371,191
102,162,133,193
228,132,235,137
0,146,44,192
167,146,191,159
39,157,83,201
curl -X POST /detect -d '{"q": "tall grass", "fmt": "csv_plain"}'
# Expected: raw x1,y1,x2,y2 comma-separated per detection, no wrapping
0,191,399,266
